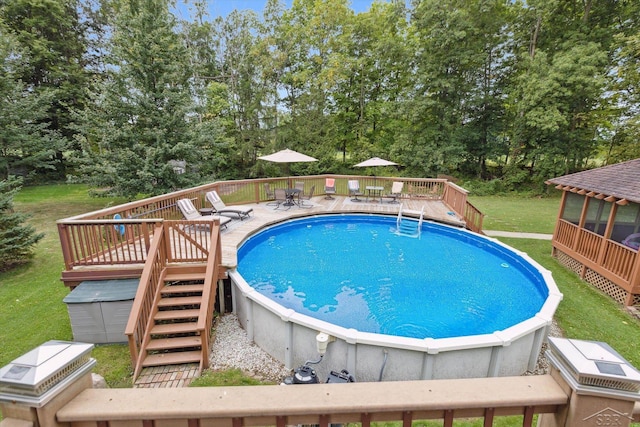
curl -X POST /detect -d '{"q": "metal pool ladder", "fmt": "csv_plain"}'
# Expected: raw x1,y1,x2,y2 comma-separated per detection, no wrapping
396,204,424,237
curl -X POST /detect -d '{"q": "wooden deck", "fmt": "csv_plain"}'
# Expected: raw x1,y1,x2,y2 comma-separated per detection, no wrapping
217,195,465,269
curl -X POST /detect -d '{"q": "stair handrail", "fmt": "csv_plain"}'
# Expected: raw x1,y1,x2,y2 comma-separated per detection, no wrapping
418,206,425,237
125,222,167,377
397,203,404,229
196,221,223,371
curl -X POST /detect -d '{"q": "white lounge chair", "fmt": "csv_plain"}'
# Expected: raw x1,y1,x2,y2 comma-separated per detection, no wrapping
348,180,363,202
205,190,253,220
386,182,404,204
176,198,232,229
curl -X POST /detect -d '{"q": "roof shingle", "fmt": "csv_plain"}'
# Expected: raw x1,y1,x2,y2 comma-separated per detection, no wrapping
546,158,640,204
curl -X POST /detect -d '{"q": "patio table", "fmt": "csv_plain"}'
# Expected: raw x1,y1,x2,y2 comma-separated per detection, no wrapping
284,188,301,206
365,186,384,203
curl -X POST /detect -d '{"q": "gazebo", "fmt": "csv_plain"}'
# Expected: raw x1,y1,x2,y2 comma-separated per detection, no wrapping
546,158,640,306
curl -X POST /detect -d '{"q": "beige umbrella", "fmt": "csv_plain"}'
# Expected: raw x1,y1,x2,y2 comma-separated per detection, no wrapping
258,148,318,163
354,157,399,187
258,148,318,186
353,157,398,168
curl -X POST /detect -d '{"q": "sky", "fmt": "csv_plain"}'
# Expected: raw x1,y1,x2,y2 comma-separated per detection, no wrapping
174,0,386,20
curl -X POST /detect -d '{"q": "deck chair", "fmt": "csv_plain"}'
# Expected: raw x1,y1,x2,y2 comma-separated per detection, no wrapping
348,180,363,202
324,178,336,199
273,188,290,210
205,190,253,220
386,181,404,204
176,198,232,229
264,183,278,206
298,185,315,207
622,233,640,250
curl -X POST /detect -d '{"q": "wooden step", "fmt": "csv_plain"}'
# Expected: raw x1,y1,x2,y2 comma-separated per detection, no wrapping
155,309,200,321
142,350,202,367
157,296,202,307
146,336,202,351
161,284,204,295
164,272,206,282
150,322,199,335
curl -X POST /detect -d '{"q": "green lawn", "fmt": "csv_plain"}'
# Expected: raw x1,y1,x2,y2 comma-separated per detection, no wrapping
2,185,640,426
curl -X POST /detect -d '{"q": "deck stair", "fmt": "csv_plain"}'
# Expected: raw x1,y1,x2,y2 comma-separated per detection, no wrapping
139,264,208,369
396,205,425,237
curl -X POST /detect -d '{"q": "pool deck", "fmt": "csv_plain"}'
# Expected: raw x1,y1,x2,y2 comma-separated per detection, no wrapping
218,195,465,269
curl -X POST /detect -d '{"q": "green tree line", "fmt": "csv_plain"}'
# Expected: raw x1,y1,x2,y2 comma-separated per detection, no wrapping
1,0,639,198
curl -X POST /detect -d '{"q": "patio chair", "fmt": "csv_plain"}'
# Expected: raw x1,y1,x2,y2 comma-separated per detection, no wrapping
622,233,640,250
273,188,290,210
324,178,336,199
176,198,232,229
348,180,363,202
205,190,253,221
298,185,315,207
385,181,404,204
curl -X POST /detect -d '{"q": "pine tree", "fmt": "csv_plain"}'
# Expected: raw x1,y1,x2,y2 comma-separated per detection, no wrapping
0,177,44,271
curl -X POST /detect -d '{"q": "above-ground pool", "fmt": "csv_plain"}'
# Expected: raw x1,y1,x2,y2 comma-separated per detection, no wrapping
229,214,562,382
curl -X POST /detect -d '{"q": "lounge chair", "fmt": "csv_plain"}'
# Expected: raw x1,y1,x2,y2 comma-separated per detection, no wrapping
622,233,640,250
205,190,253,220
273,188,290,210
325,178,336,199
348,180,363,202
298,185,315,207
176,198,232,229
385,181,404,204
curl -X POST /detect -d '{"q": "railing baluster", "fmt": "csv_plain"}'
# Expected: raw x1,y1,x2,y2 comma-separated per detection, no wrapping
523,406,534,427
443,409,454,427
403,410,412,427
484,407,494,426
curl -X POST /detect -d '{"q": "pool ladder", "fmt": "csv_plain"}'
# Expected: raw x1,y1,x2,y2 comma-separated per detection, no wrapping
396,204,424,237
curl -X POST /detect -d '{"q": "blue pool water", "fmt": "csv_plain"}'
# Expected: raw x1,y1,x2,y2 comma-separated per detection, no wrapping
237,214,548,339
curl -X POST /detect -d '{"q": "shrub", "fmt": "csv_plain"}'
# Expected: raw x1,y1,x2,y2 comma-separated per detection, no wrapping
0,176,44,271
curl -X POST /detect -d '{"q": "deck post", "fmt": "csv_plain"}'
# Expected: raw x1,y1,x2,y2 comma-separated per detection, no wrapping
0,341,95,427
538,337,640,427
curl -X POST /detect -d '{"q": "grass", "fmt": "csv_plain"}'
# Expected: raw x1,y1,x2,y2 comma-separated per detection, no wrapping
468,194,560,234
0,184,132,387
1,185,639,425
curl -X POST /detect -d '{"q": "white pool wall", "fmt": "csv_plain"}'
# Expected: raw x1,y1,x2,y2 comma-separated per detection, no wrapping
229,223,563,382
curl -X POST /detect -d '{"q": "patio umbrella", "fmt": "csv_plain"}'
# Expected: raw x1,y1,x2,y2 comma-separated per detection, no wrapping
353,157,398,168
258,148,318,164
258,148,318,185
354,157,399,186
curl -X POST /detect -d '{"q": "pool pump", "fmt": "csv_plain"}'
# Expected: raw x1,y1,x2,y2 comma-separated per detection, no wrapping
283,332,354,385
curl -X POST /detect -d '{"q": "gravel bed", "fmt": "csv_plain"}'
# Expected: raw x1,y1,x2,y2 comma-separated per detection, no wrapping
209,314,292,383
209,313,563,381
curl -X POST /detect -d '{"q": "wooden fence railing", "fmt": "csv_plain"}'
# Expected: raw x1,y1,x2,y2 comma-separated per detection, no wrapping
56,376,569,427
124,223,169,376
553,219,640,295
57,175,483,282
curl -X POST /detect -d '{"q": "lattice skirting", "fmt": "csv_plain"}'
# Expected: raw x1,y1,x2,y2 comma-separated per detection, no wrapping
554,250,639,306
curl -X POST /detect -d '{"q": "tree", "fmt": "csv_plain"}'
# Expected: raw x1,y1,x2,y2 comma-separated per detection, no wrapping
0,176,44,271
0,0,94,181
0,23,66,181
72,0,224,197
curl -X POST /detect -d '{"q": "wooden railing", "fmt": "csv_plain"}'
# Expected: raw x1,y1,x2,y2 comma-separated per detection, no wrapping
575,228,603,263
196,223,223,369
56,376,568,427
553,219,640,295
126,223,169,376
57,175,482,283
